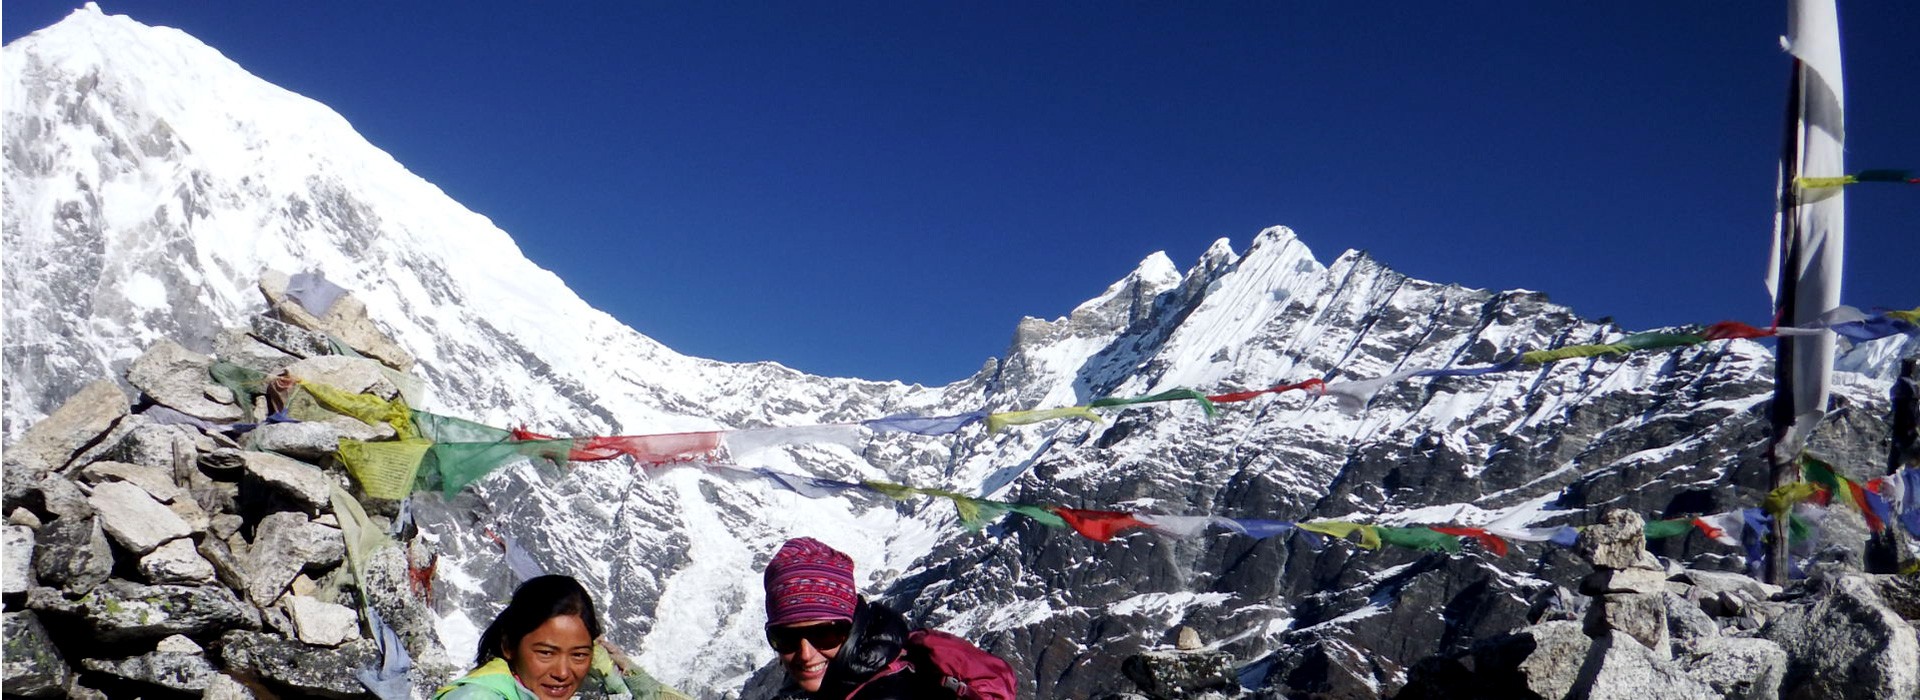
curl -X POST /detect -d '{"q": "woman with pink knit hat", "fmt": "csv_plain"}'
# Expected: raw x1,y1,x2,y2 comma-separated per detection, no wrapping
761,537,1017,700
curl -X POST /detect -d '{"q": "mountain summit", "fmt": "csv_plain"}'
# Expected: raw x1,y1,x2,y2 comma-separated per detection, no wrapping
5,7,1910,698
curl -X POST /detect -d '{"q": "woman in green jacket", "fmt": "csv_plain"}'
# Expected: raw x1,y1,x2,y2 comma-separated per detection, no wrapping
436,575,689,700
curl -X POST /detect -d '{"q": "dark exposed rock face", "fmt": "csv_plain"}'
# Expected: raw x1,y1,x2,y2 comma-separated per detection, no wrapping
3,611,72,698
218,630,381,698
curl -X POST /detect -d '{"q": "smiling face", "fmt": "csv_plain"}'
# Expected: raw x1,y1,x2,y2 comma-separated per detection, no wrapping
771,619,852,693
503,614,594,699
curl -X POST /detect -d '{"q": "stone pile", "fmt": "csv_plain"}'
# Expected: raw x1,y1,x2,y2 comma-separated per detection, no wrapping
1398,510,1920,700
1096,626,1241,700
2,272,454,699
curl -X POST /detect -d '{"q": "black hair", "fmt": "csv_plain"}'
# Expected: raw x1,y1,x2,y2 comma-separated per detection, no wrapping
815,596,912,698
475,574,604,666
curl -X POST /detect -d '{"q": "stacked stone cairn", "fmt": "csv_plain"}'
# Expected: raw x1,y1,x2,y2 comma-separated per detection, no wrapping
1398,510,1920,700
2,272,455,698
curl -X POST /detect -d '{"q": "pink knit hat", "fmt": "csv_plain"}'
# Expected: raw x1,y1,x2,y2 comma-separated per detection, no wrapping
763,537,858,627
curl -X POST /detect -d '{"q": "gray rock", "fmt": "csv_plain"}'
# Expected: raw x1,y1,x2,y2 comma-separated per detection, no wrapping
218,322,304,369
242,511,345,605
126,339,244,421
2,611,72,698
1759,574,1920,700
1676,636,1786,700
1586,592,1670,660
1515,621,1718,700
202,672,259,700
1121,649,1237,698
282,355,402,398
82,651,219,692
218,629,381,699
139,537,216,584
240,450,332,512
4,525,36,595
155,634,203,653
1676,569,1780,605
210,512,245,540
1577,510,1649,570
1861,573,1920,621
247,421,343,461
33,515,112,594
198,534,250,593
70,578,261,642
317,295,415,372
88,480,191,554
200,447,249,474
0,379,128,486
1581,568,1676,596
168,493,211,534
1664,592,1720,643
29,475,94,521
66,415,188,472
78,460,185,503
7,507,44,528
283,594,361,646
247,309,335,359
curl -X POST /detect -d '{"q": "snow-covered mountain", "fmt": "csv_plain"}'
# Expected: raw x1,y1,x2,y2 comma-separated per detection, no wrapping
5,7,1909,698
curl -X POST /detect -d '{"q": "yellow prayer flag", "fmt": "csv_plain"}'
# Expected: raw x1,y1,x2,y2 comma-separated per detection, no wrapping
986,406,1103,434
336,438,433,500
1298,521,1382,550
302,381,418,439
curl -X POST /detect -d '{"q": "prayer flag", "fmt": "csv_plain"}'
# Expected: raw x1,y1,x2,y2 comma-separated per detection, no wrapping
725,425,863,457
1228,519,1297,540
1089,389,1219,418
1378,527,1463,553
1297,521,1381,550
336,439,433,500
1052,508,1146,542
986,406,1103,433
1429,526,1507,556
1694,512,1746,547
863,411,988,435
1643,518,1694,540
1136,513,1215,538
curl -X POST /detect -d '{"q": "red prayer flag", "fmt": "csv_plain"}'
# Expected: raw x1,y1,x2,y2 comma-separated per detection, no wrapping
1689,518,1727,542
1845,481,1886,533
1429,526,1508,556
512,427,725,465
1700,321,1777,341
1209,379,1326,404
1052,507,1147,542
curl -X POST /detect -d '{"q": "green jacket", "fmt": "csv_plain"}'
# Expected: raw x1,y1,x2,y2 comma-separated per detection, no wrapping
433,658,533,700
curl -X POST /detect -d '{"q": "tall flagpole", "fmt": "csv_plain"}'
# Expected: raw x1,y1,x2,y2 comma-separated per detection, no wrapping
1765,0,1845,586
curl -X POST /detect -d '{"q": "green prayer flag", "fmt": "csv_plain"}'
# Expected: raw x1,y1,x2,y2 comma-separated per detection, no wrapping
864,481,920,501
1615,332,1706,351
1089,389,1219,418
412,410,512,444
1008,503,1067,528
209,362,268,421
1376,526,1463,553
1643,518,1694,540
424,439,573,497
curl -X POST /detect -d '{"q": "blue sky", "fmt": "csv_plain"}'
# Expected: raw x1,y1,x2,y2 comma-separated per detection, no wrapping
5,2,1915,385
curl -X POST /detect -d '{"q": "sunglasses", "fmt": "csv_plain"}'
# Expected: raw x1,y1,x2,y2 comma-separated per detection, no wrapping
767,621,853,654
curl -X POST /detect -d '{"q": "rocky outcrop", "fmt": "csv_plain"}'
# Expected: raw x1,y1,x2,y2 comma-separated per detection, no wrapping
0,281,453,698
1397,510,1920,700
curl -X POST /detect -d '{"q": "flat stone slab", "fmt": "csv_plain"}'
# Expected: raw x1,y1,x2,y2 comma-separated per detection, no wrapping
88,480,191,555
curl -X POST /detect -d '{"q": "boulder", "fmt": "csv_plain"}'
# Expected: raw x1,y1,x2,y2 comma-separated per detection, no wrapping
218,629,381,699
1585,593,1670,660
283,355,402,398
1758,574,1920,700
200,447,249,475
1581,568,1676,596
4,525,35,595
1513,621,1717,700
126,340,243,421
219,321,307,368
283,594,361,646
168,493,212,534
242,512,345,605
23,475,93,521
0,379,128,485
316,295,415,372
81,651,219,693
210,513,245,540
240,450,332,513
2,611,72,698
1675,636,1787,700
88,480,191,554
33,515,112,594
1121,649,1238,698
67,578,260,642
78,460,186,503
1663,592,1720,644
139,537,217,584
202,672,259,700
7,507,43,528
155,634,203,653
247,421,343,461
66,415,189,472
1576,510,1649,570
